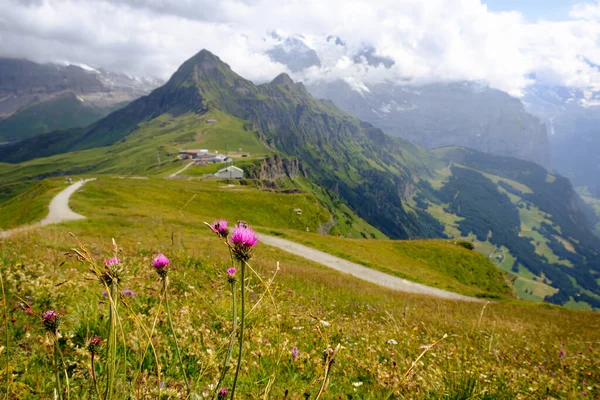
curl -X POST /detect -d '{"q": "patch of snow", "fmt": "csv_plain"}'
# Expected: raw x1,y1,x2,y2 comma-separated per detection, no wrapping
371,108,383,117
343,77,370,97
379,102,392,114
396,102,419,111
64,61,99,73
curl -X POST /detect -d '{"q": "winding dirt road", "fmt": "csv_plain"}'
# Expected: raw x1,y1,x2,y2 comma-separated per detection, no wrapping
0,179,94,239
259,234,482,302
167,161,194,178
1,178,481,302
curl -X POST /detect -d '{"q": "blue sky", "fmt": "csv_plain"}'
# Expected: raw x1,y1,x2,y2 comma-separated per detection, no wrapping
484,0,580,21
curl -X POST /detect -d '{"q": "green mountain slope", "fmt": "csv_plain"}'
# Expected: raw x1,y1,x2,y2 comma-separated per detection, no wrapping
0,93,119,143
430,147,600,307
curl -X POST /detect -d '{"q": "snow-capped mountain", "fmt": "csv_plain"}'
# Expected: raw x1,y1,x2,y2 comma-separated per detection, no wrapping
0,57,163,117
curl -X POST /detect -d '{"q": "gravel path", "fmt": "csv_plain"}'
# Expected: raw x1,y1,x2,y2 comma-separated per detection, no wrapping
0,178,482,302
259,234,483,302
167,161,194,178
0,179,94,239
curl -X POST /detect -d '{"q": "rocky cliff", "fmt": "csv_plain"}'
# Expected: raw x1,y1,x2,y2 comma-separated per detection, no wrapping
244,155,303,180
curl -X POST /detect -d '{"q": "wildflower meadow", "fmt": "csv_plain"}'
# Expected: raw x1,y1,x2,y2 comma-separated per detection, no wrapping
0,215,598,399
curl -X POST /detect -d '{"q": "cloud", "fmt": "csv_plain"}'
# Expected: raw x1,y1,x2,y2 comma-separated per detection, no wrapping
1,0,600,95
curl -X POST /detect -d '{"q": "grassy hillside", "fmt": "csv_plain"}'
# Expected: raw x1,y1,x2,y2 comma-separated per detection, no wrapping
0,179,598,398
0,110,267,184
265,229,511,298
64,178,503,297
70,177,332,234
0,93,118,143
0,179,66,230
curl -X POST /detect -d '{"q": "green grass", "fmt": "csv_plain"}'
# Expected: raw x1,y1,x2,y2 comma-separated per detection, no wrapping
0,180,38,204
0,177,598,398
69,178,332,234
518,204,572,267
513,276,558,302
181,156,265,178
182,109,267,155
262,229,512,298
0,111,271,185
0,178,66,230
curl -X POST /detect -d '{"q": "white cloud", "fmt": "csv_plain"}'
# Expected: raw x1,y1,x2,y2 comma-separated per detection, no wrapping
1,0,600,95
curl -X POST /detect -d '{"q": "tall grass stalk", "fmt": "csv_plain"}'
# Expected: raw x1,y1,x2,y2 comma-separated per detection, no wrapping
90,351,100,398
384,333,448,399
315,344,341,400
214,278,237,399
52,334,64,400
230,261,245,400
162,278,190,393
0,272,8,400
104,281,118,400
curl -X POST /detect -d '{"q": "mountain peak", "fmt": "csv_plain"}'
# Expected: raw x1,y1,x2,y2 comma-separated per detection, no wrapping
166,48,245,90
186,49,230,72
271,73,295,86
269,73,310,96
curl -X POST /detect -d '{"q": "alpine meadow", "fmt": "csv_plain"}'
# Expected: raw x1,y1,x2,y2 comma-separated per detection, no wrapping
1,5,600,399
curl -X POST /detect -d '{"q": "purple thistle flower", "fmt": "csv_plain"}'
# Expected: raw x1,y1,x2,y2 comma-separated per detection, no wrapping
102,291,108,297
152,254,170,278
105,257,120,267
211,219,229,238
559,349,565,358
123,289,135,298
291,346,299,361
218,388,228,399
42,310,60,333
88,336,102,354
226,267,237,283
231,223,258,261
153,254,169,269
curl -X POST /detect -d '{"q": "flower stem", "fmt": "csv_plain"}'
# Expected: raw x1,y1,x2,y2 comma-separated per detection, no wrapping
90,353,100,399
0,272,9,400
104,282,118,400
214,280,237,399
163,278,190,393
230,262,245,400
53,334,63,400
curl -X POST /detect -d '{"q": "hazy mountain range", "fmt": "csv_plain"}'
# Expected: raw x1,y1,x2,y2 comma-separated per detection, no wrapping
0,58,162,142
265,35,600,201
